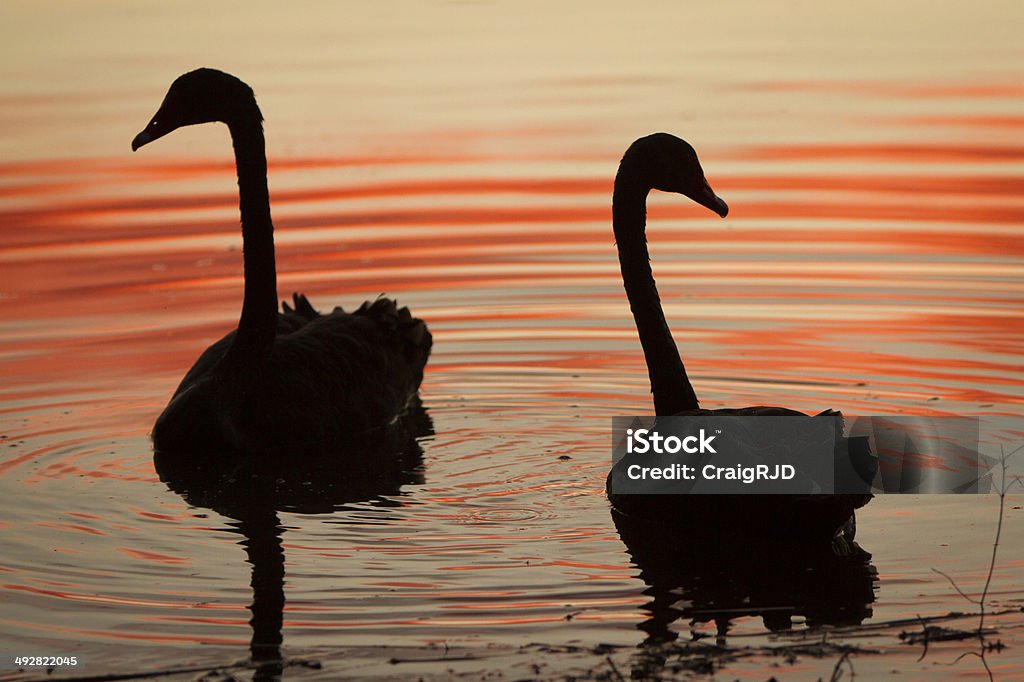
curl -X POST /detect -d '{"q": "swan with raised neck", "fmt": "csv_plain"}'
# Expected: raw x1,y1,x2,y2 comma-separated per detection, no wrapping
133,68,431,456
612,133,727,415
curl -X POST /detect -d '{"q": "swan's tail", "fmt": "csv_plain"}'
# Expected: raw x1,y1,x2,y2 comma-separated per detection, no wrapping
354,297,432,379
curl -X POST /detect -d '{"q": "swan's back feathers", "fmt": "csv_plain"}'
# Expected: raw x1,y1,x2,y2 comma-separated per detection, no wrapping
154,293,431,455
279,293,318,329
251,295,431,448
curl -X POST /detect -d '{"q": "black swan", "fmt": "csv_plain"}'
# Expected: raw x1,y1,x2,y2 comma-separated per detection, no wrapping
606,133,873,546
132,69,431,456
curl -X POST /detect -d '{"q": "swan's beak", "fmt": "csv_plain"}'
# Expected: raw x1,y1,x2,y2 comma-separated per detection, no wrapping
132,121,174,151
132,108,174,151
688,177,729,218
131,129,155,151
709,194,729,218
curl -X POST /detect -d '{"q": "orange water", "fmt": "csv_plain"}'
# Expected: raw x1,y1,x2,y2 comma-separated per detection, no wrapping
1,2,1022,679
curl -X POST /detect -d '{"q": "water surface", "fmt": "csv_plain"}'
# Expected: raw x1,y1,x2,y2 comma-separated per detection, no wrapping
1,2,1022,679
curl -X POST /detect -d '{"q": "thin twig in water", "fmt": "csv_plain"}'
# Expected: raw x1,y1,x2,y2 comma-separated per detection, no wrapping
978,444,1024,633
605,655,626,682
914,614,930,663
932,568,977,604
924,443,1022,682
930,445,1022,620
828,650,854,681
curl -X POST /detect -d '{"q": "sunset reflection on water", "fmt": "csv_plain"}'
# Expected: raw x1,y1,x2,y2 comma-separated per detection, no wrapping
0,1,1022,678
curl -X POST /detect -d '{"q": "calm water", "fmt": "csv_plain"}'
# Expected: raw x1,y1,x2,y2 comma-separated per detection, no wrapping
1,2,1022,679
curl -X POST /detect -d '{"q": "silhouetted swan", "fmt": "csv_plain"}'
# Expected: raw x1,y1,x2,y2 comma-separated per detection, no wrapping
606,133,873,545
133,69,431,455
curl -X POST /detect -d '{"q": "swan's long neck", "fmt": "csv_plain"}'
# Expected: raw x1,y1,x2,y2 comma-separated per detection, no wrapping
613,173,699,415
223,113,277,371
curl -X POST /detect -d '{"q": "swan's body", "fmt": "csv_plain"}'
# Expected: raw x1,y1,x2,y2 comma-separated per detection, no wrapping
606,133,872,544
134,69,430,455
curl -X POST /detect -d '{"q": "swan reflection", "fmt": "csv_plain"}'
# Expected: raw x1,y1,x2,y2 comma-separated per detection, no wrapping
154,404,432,678
611,507,877,647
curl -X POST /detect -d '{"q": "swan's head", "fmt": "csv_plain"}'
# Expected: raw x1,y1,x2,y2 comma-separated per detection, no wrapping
619,133,728,218
132,68,262,151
